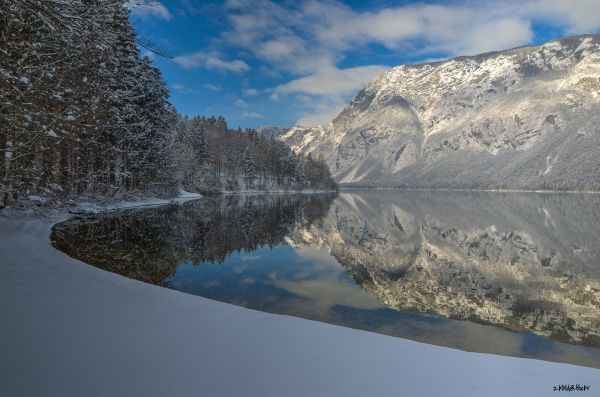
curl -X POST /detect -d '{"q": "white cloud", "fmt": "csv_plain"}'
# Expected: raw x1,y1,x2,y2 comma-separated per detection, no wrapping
235,99,249,108
272,65,388,126
521,0,600,34
242,88,259,96
220,0,537,74
172,52,206,68
202,83,222,92
242,111,265,119
128,1,172,21
220,0,538,126
171,83,193,93
222,1,339,74
222,0,600,70
173,52,250,73
273,65,389,98
304,3,536,56
189,0,600,126
205,56,250,73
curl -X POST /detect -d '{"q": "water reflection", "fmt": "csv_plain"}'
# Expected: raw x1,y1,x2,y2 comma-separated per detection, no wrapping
51,191,600,368
52,194,335,285
319,191,600,347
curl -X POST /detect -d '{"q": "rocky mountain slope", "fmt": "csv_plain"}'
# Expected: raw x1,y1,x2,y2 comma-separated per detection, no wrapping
277,34,600,190
254,125,290,139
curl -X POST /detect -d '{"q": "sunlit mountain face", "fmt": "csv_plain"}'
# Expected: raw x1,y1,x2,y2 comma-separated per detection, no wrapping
52,191,600,368
273,35,600,190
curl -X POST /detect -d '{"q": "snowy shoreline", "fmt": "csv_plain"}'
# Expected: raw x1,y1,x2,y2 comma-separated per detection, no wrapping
0,199,598,396
70,190,203,214
215,189,337,195
10,189,336,216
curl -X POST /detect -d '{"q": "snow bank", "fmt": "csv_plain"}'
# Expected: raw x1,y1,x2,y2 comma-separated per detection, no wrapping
74,191,203,214
173,190,203,203
0,214,597,397
178,190,203,199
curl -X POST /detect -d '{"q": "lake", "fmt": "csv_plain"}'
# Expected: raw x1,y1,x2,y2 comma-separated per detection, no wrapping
51,191,600,368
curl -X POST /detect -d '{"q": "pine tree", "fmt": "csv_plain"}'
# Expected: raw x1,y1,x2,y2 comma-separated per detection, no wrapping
0,0,179,206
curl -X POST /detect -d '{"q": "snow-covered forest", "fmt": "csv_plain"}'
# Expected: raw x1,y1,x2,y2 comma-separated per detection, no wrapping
0,0,336,208
172,115,336,193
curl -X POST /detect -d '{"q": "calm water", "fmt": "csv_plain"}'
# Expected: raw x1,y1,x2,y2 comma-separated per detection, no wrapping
51,191,600,368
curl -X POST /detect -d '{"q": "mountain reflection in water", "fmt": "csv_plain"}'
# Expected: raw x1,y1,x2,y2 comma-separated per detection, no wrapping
51,191,600,368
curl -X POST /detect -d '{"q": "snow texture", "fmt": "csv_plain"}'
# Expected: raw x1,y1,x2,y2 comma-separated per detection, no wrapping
173,190,203,203
0,209,598,396
73,191,202,214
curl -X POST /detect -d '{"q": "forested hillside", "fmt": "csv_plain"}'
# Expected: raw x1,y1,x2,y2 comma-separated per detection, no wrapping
0,1,335,208
172,115,336,193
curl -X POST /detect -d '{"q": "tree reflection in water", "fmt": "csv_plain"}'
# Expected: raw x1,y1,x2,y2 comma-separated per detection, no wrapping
52,194,336,285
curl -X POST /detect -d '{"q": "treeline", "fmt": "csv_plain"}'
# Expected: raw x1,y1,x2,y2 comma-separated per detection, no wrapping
0,1,336,208
172,115,337,193
1,0,176,207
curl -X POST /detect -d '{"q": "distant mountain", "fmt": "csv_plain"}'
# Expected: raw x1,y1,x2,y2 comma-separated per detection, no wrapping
255,125,290,139
278,34,600,191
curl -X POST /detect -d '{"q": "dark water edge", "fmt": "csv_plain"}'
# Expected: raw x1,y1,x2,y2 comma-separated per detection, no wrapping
51,191,600,368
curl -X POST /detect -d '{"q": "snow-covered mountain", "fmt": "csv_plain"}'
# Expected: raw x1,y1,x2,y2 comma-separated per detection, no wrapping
278,34,600,190
254,125,290,139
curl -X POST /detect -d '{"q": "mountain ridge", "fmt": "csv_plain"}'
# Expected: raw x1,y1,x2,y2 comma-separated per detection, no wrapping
268,34,600,191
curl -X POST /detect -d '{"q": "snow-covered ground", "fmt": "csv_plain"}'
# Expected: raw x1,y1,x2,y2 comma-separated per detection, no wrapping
173,190,203,203
0,207,598,396
73,190,202,214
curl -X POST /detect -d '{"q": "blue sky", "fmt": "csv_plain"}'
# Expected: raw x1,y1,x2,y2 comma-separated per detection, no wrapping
131,0,600,129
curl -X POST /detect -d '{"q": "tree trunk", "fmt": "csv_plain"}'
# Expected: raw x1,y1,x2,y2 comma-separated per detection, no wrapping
3,138,13,207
